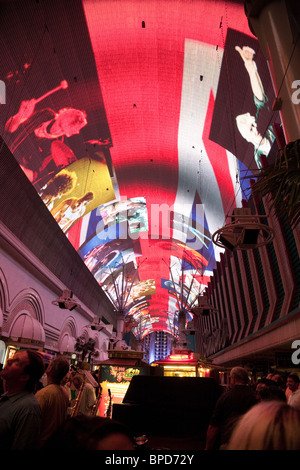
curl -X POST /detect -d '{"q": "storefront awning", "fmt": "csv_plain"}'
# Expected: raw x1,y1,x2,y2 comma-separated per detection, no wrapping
59,333,76,354
9,313,45,347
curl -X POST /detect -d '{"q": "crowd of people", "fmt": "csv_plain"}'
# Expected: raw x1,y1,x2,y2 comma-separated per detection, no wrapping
0,349,300,450
0,349,134,450
205,367,300,450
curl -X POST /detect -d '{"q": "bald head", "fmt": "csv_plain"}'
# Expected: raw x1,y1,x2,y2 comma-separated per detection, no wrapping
230,367,249,385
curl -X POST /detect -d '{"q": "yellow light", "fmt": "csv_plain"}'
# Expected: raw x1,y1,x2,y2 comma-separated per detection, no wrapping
164,365,193,370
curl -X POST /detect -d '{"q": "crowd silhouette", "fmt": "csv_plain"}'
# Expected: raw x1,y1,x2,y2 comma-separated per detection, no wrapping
0,349,300,450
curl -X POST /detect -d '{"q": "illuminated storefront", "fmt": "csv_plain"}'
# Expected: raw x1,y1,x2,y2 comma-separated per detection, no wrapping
97,350,155,417
153,351,211,378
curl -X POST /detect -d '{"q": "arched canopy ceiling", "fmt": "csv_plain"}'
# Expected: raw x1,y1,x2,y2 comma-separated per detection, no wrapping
0,0,280,339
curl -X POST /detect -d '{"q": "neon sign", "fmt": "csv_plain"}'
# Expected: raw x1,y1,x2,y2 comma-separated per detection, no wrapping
168,353,194,362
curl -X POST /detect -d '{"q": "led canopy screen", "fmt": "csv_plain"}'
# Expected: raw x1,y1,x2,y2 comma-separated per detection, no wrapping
0,0,281,338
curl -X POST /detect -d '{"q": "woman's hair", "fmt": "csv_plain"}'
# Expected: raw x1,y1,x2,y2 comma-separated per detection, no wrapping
227,401,300,450
42,415,134,450
40,170,77,199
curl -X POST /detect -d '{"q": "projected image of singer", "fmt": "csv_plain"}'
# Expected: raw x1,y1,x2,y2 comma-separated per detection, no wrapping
4,80,87,184
52,191,95,233
235,46,275,169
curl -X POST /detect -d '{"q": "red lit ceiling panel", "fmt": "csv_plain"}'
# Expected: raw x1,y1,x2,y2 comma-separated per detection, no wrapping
0,0,281,339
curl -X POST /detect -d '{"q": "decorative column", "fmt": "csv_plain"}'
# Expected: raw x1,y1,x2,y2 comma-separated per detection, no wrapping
245,0,300,142
116,311,125,341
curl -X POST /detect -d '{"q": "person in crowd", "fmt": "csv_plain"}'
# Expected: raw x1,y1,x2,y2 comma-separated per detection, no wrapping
285,373,300,400
38,169,78,210
255,378,274,401
71,373,96,416
226,400,300,450
288,388,300,410
0,349,45,450
42,415,135,450
61,371,72,401
270,373,286,391
257,384,286,403
255,378,286,402
205,366,257,450
35,355,70,448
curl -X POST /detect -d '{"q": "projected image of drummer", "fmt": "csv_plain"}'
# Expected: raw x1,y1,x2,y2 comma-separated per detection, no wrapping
4,80,88,184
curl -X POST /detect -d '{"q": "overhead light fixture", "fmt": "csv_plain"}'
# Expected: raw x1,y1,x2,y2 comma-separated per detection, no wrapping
90,316,105,331
272,97,282,111
212,207,274,251
63,300,78,311
219,233,236,251
52,289,79,311
190,294,217,316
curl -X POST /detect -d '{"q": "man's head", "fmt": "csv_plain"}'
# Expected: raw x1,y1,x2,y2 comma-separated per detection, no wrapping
287,373,300,392
230,367,250,386
0,349,44,393
72,374,84,390
51,108,87,137
46,355,70,385
236,112,262,146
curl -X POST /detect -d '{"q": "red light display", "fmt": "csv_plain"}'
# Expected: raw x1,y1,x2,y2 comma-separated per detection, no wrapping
0,0,281,338
168,353,194,362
